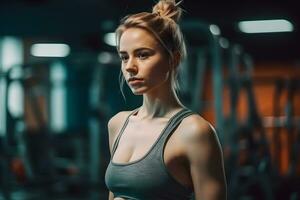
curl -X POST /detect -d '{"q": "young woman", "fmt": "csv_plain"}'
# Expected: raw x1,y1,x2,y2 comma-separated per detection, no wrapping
105,0,227,199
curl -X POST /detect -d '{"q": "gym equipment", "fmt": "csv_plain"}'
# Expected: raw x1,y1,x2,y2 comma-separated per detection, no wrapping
0,57,112,199
225,47,274,200
180,20,224,144
271,78,300,199
176,20,276,199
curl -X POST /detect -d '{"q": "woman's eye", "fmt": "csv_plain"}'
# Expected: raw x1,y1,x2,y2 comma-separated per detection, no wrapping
138,52,149,60
120,55,128,62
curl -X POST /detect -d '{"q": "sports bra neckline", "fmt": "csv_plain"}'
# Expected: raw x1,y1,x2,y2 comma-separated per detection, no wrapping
110,107,188,166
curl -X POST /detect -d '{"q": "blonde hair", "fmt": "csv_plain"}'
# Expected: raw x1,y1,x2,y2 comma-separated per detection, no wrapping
116,0,186,98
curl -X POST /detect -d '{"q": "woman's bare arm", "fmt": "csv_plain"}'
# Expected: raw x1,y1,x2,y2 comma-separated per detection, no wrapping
183,116,227,200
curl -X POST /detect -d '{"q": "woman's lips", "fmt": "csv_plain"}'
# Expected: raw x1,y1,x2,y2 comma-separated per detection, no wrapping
128,79,144,85
128,79,143,85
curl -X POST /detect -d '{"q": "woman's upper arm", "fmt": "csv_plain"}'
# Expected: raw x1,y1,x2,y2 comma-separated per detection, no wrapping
183,116,227,200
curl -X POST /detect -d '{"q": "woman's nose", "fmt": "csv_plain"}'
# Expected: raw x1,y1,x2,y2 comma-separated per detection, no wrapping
125,58,138,74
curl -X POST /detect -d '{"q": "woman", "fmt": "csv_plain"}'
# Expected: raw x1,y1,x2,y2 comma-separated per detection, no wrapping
105,0,227,199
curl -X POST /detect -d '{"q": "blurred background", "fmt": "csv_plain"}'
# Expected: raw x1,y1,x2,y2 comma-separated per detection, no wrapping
0,0,299,199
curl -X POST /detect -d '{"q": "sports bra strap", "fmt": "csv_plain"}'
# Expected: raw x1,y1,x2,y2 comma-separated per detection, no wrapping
111,109,139,156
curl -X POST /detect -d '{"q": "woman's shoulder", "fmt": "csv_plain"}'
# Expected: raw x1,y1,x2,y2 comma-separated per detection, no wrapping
179,113,222,161
107,109,136,153
107,110,133,133
180,113,217,142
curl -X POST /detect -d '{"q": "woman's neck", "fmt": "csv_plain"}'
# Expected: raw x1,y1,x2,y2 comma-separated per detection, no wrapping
138,85,184,120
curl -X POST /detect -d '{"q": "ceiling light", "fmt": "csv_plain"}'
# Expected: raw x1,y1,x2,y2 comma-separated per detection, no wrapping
31,43,70,57
104,33,116,46
209,24,221,35
238,19,294,33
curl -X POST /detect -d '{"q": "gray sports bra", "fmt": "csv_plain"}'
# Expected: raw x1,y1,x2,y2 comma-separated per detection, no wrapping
105,108,195,200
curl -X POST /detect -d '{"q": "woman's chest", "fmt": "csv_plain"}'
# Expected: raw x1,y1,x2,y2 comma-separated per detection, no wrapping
110,117,193,190
112,119,186,164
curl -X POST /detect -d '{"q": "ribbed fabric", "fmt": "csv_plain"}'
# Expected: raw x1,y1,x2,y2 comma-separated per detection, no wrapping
105,108,195,200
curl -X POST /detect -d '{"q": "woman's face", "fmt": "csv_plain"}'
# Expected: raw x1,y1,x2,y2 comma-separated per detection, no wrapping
119,27,171,95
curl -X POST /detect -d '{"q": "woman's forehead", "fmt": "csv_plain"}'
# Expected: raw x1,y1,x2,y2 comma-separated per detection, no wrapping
119,28,160,51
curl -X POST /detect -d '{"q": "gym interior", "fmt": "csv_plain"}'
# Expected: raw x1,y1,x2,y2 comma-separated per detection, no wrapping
0,0,299,199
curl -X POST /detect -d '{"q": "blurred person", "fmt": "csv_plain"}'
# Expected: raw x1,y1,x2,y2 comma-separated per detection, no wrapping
104,0,227,199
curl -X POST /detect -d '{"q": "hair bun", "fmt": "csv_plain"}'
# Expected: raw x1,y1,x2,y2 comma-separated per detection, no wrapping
152,0,182,23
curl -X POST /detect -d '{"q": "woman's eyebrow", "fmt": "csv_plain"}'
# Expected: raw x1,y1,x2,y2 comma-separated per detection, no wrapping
134,47,154,52
119,47,154,54
119,50,128,55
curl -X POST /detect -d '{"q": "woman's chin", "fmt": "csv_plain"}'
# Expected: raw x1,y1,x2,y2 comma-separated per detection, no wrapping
130,87,146,95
